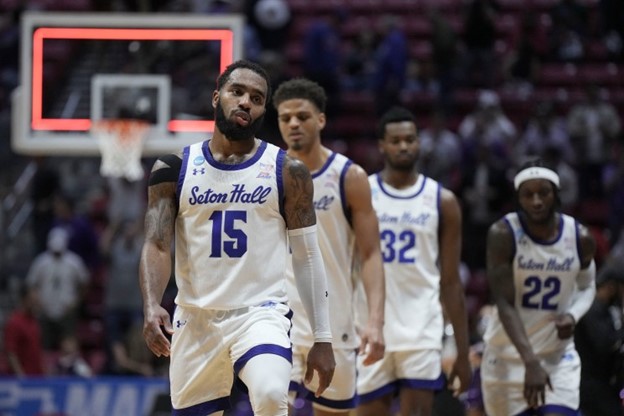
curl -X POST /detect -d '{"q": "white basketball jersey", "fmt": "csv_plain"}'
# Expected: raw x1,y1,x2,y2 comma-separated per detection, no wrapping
365,173,444,351
286,152,358,348
174,140,289,310
484,212,582,358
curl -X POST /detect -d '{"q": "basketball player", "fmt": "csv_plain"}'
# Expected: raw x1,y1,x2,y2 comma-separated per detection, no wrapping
481,159,597,416
355,106,471,416
272,78,386,415
139,60,335,416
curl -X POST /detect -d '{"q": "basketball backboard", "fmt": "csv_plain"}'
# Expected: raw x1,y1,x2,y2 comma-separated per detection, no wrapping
12,11,245,156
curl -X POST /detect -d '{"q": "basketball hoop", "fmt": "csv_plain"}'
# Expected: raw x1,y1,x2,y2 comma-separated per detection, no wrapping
92,119,149,181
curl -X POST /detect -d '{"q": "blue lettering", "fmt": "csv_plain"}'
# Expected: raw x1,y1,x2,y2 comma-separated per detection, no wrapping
189,184,271,205
66,384,111,416
229,184,271,204
189,186,228,205
400,212,430,226
517,255,544,271
546,257,574,271
111,385,139,416
378,213,399,223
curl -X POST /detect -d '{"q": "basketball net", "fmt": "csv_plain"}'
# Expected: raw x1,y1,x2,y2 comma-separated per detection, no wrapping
92,119,149,181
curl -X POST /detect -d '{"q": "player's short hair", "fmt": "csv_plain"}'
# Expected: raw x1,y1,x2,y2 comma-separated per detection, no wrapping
377,106,416,139
216,59,271,101
272,78,327,113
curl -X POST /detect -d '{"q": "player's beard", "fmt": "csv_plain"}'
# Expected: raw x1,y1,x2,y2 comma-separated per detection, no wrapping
215,101,265,142
387,152,418,172
519,204,556,225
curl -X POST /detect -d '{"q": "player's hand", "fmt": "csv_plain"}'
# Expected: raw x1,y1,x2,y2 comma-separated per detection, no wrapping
524,360,552,409
357,323,385,366
448,354,472,397
554,313,575,339
305,342,335,397
143,303,173,357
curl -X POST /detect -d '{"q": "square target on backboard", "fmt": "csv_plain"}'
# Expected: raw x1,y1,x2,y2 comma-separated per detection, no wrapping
13,12,244,156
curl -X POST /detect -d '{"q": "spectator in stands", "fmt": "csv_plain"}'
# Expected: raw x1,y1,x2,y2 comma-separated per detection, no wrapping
207,0,263,63
461,0,499,88
31,157,61,254
542,144,579,214
51,192,101,271
26,227,89,350
106,176,146,226
567,84,621,199
502,11,544,95
3,285,45,377
418,109,463,193
99,219,146,375
602,139,624,246
246,0,292,53
342,20,377,92
302,9,345,116
54,335,93,377
428,5,459,114
372,14,408,117
460,141,513,271
513,101,574,167
549,0,588,61
255,50,290,145
458,90,517,160
599,0,624,59
402,58,439,96
575,264,624,416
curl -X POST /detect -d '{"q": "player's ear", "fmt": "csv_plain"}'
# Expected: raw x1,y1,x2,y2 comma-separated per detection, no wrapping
318,112,326,129
212,90,219,109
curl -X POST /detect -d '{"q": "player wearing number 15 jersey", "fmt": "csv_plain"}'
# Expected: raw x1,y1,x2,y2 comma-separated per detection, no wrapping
355,106,471,416
482,159,596,416
139,60,335,416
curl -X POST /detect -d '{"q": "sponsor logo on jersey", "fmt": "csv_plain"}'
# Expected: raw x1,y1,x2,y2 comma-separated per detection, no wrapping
193,156,206,166
192,168,206,176
257,162,274,179
314,195,334,211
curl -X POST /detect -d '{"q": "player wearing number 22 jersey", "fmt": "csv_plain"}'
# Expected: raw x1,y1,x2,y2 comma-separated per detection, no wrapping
481,160,596,416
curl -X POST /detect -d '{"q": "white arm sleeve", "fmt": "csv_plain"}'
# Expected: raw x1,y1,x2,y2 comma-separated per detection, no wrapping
568,260,597,323
288,225,332,343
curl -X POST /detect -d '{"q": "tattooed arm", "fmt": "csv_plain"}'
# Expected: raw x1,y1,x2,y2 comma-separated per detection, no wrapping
139,155,180,357
282,155,335,397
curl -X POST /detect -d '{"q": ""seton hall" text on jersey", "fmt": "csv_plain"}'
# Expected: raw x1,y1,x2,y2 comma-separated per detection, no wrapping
188,184,272,205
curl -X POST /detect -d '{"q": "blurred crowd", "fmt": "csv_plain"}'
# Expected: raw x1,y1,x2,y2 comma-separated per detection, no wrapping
0,0,623,414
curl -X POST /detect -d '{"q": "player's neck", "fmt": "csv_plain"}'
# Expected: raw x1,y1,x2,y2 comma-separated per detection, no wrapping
209,134,259,163
522,212,560,241
288,142,329,173
381,168,419,189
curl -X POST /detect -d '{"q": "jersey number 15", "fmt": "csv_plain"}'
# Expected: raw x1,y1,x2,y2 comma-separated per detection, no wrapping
209,210,248,257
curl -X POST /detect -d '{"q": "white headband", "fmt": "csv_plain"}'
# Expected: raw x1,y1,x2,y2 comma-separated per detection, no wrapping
514,167,560,190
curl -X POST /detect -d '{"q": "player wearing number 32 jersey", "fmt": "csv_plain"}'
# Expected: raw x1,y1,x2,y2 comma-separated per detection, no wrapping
354,106,471,416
